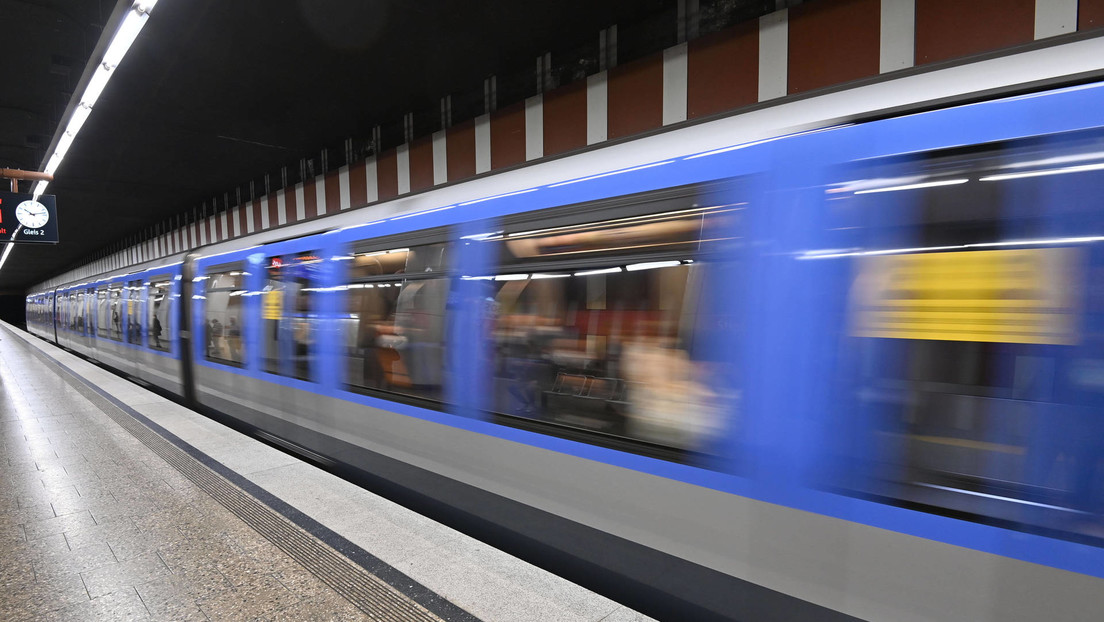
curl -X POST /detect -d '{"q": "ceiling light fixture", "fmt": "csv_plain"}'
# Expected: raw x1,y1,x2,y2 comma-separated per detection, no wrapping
33,0,160,199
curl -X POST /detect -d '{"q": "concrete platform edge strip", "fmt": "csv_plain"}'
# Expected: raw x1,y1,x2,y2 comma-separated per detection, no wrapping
4,326,481,622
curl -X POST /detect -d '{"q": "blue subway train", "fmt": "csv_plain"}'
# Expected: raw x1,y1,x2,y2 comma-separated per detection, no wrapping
26,76,1104,620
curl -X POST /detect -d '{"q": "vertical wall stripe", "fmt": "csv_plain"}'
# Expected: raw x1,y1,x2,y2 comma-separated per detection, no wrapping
397,144,411,194
432,130,448,185
1035,0,1077,38
324,171,340,215
303,180,318,219
543,81,587,156
220,211,229,240
339,165,351,210
475,114,492,174
447,121,477,181
662,43,689,125
209,216,217,243
758,9,789,101
789,0,880,94
294,185,306,221
316,175,327,216
276,191,287,226
915,0,1034,66
199,219,207,245
377,151,398,200
586,71,608,145
365,157,379,203
608,57,665,139
525,94,544,161
687,22,758,119
880,0,916,72
232,206,242,237
408,138,434,192
1081,0,1104,30
246,201,255,234
260,197,270,230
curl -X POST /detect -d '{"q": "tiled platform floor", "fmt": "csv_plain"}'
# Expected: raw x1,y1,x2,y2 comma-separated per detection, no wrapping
1,324,653,622
0,334,373,620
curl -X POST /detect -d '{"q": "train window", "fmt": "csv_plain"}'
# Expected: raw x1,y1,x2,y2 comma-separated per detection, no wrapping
72,291,85,334
262,251,320,381
147,275,171,351
484,196,741,452
825,132,1104,540
344,241,450,401
347,241,449,278
96,284,123,342
125,279,142,345
203,264,245,366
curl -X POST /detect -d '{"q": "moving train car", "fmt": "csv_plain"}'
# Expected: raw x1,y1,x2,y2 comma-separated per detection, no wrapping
26,70,1104,619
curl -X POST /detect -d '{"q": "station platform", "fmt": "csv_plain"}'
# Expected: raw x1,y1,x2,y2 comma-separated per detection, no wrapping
0,322,654,621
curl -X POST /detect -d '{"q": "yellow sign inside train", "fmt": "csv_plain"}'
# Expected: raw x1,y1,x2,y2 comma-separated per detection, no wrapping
851,248,1080,345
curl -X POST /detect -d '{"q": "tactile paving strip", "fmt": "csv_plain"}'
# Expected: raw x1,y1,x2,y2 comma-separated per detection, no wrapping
12,333,456,622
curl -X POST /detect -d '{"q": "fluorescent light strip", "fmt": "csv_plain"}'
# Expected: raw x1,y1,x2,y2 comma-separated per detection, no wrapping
574,267,623,276
32,1,160,200
800,235,1104,259
531,273,570,279
853,178,969,194
980,161,1104,181
549,161,675,188
626,260,682,272
494,274,529,281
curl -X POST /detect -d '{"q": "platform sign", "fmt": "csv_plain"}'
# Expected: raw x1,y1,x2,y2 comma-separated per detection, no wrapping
0,191,59,243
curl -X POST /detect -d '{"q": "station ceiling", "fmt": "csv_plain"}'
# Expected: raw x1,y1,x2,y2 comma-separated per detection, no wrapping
0,0,774,292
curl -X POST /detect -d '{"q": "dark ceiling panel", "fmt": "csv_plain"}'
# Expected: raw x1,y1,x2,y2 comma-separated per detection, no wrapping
0,0,774,291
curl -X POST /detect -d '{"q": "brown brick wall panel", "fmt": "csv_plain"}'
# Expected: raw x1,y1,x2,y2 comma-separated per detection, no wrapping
409,137,435,192
491,102,526,170
608,56,664,140
267,194,280,229
286,187,299,222
349,160,368,207
303,179,318,219
377,150,398,200
543,80,587,157
325,171,341,213
915,0,1034,66
251,200,262,233
447,120,476,181
1082,0,1104,29
788,0,880,95
688,21,758,119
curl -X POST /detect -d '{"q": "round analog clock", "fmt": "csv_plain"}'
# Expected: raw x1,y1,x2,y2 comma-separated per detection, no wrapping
15,200,49,229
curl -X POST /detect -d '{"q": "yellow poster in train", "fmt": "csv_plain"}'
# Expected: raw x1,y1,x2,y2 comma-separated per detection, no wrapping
263,289,283,320
851,248,1080,345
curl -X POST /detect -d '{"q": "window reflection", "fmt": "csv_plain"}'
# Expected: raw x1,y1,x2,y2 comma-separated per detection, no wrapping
204,266,245,366
488,262,726,450
126,279,142,345
263,252,319,381
344,242,450,401
97,284,123,342
147,276,171,351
